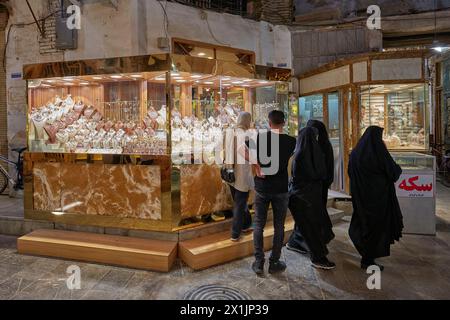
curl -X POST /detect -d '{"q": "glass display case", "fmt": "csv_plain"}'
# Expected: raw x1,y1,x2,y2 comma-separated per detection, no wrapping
391,152,436,236
391,152,436,171
27,71,292,158
23,54,293,232
360,84,429,150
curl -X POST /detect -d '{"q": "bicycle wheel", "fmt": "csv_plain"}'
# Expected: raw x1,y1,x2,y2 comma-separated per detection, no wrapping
0,169,8,195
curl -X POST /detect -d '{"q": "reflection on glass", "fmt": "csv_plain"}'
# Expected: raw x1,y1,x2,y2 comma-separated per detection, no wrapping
299,94,323,128
327,92,342,191
360,84,428,150
328,93,339,139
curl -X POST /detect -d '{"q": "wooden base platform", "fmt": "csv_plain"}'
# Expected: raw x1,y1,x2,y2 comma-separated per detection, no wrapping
17,229,178,272
179,218,295,271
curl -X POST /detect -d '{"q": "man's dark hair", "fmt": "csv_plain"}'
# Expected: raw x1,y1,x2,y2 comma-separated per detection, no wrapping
268,110,285,125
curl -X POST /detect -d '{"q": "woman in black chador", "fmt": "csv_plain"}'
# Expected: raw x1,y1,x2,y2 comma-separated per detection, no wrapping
288,127,336,270
349,126,404,271
287,120,335,257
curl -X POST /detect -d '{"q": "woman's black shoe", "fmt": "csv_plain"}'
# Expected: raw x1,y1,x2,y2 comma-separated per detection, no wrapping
312,258,336,270
268,260,287,274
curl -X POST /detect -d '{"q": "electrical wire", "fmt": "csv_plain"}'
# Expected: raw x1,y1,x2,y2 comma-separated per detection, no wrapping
204,12,230,46
157,0,171,52
3,9,62,71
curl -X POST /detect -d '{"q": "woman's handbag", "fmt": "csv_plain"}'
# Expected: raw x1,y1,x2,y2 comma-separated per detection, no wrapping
221,166,236,184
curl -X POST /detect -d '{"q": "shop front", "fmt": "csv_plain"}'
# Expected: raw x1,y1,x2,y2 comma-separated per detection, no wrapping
23,53,293,234
298,51,432,192
299,51,436,235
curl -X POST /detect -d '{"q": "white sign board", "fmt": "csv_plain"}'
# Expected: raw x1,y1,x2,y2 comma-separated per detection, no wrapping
395,174,434,198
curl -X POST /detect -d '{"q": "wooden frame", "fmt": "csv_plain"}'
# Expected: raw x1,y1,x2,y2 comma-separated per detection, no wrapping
172,37,256,65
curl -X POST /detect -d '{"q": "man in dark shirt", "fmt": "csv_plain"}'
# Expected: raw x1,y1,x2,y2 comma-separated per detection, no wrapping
252,110,296,276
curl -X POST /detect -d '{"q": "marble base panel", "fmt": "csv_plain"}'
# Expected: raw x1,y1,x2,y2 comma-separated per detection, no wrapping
33,162,61,211
33,163,162,220
180,165,233,218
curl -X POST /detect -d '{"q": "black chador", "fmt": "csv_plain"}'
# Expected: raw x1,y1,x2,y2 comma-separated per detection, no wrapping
288,127,335,269
348,126,404,270
287,120,335,259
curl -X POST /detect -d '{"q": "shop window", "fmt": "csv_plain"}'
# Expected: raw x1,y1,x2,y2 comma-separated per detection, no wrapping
299,94,324,128
360,84,429,150
25,69,292,157
328,92,340,139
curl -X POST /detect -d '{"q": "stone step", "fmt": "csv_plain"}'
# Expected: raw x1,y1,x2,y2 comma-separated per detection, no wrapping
17,229,178,272
179,217,295,271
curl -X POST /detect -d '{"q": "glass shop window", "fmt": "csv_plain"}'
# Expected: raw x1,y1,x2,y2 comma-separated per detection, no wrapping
170,74,289,163
360,84,428,150
328,92,340,139
27,73,169,156
299,94,324,128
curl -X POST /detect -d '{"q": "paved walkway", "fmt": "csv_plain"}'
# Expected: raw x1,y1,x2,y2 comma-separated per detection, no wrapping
0,186,449,300
0,222,449,300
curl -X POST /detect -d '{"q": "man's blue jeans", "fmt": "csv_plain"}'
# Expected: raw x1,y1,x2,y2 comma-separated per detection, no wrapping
253,192,289,262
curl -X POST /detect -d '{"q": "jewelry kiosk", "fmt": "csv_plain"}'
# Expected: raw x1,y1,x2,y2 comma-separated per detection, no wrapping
18,54,294,271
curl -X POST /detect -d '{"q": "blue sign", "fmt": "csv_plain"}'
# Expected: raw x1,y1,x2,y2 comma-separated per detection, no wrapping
11,73,22,79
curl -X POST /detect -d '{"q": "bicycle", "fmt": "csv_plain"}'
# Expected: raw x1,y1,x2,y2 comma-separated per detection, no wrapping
0,147,27,195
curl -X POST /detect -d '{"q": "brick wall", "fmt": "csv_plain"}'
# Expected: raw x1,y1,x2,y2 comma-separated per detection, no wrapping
39,0,62,55
0,6,8,158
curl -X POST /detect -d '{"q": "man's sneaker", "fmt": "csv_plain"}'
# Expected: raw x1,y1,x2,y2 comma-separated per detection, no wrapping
286,243,308,255
252,260,265,276
312,259,336,270
268,260,287,274
230,236,241,242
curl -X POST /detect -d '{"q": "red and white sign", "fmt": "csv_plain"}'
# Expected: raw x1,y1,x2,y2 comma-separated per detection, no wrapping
395,174,434,198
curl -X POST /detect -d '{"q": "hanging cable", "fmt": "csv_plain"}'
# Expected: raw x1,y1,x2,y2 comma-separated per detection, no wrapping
3,9,62,71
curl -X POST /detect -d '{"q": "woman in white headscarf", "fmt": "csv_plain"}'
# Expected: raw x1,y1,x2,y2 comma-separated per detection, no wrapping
227,112,255,241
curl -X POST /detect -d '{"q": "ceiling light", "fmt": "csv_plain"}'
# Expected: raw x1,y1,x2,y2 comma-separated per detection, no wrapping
204,81,214,85
92,76,103,80
222,77,231,81
259,81,269,84
46,80,56,83
176,79,187,83
80,82,90,85
41,84,52,87
171,72,180,76
191,75,203,79
207,57,214,60
111,75,123,79
155,78,166,81
197,52,206,57
65,82,74,86
131,74,143,78
173,76,183,80
63,77,73,81
243,79,253,82
232,81,244,84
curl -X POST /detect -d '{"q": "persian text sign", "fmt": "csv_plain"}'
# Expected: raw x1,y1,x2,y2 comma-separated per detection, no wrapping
396,174,434,198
